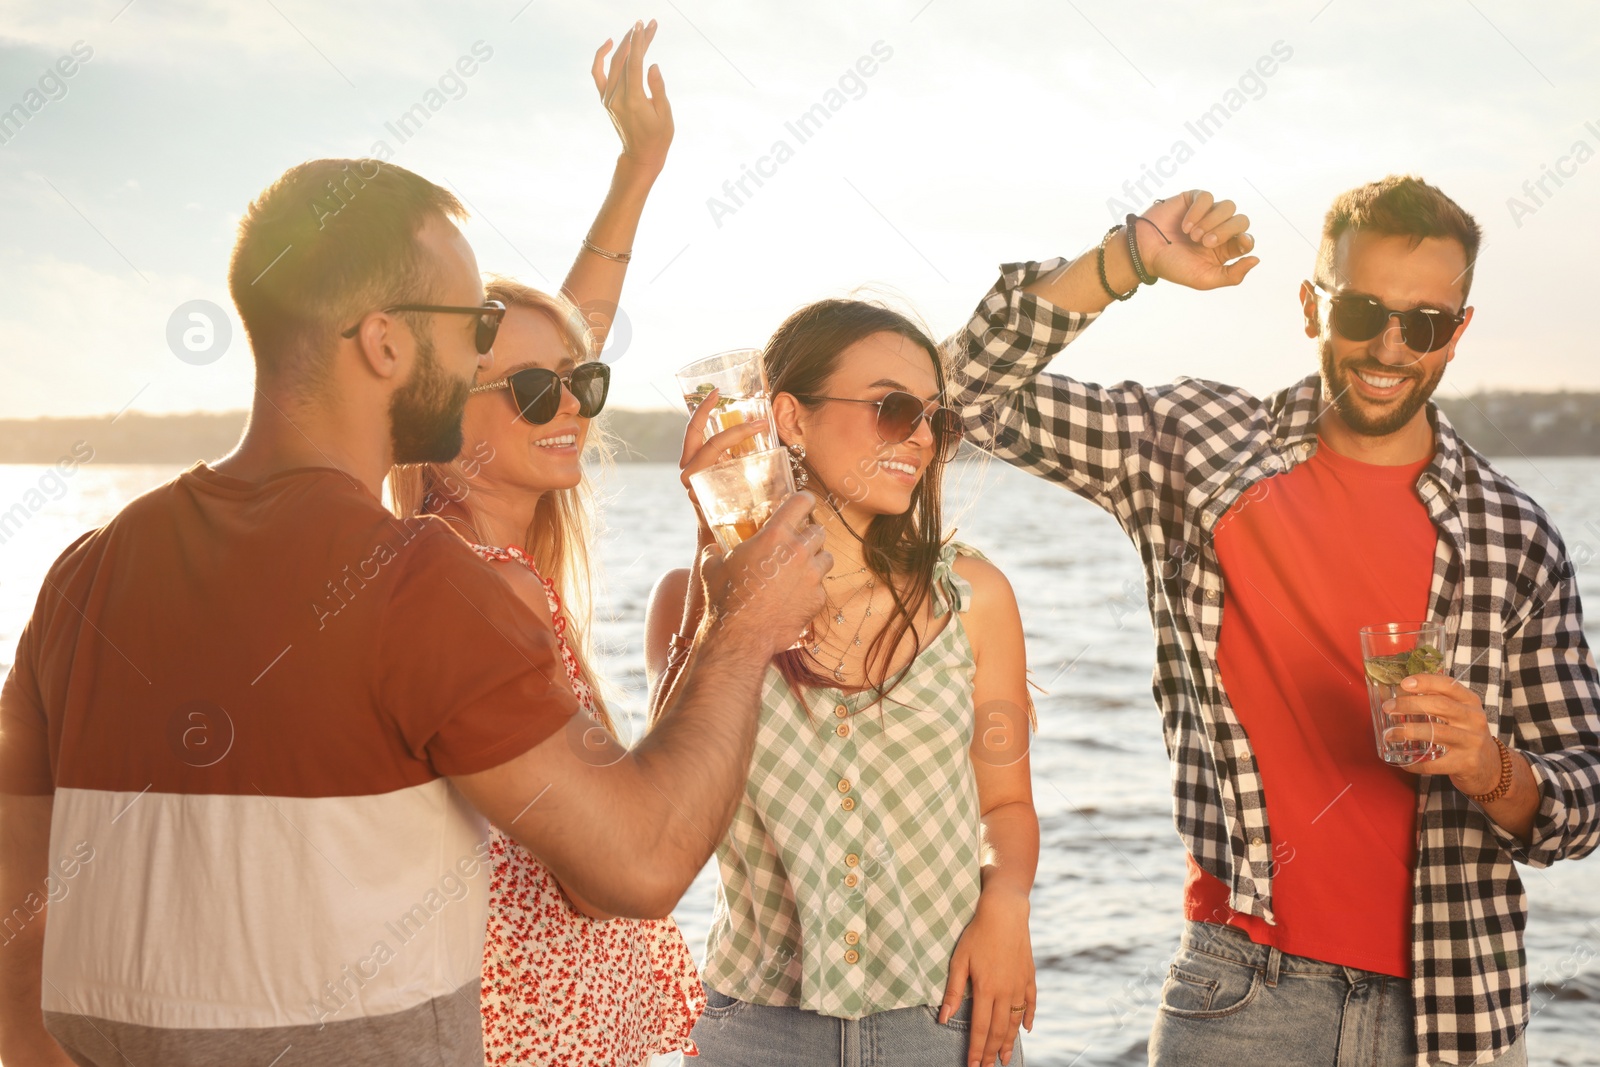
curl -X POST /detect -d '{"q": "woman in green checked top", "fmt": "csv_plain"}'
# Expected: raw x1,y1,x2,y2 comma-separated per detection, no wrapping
645,298,1039,1067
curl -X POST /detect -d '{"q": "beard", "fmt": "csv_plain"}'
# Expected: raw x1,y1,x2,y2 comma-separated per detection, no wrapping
389,330,471,464
1318,335,1445,438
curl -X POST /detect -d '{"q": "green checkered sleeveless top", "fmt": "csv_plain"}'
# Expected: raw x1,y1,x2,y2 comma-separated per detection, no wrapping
700,541,986,1019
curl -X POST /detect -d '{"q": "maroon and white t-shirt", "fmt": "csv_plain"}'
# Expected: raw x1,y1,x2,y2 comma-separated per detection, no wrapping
0,462,578,1066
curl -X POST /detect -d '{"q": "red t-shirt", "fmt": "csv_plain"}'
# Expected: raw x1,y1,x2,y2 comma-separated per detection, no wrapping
1185,437,1436,977
0,462,578,1061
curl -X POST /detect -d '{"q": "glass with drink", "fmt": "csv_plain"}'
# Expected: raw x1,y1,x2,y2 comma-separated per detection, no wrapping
676,349,777,459
688,447,796,553
689,448,812,651
1359,621,1449,765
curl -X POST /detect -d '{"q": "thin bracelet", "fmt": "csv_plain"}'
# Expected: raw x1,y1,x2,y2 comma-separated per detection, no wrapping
1120,212,1171,286
1096,225,1137,303
665,631,694,669
582,236,632,263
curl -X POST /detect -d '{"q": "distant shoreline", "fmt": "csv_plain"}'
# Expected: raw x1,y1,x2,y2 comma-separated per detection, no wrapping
0,409,693,465
4,392,1600,462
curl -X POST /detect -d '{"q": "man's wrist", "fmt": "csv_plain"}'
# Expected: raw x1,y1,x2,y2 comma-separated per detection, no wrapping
1100,225,1141,298
1133,213,1171,280
1457,739,1517,801
695,611,773,667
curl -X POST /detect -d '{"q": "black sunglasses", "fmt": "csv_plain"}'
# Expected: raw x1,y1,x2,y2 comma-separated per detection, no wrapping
791,390,964,463
339,301,508,355
471,362,611,425
1313,282,1464,354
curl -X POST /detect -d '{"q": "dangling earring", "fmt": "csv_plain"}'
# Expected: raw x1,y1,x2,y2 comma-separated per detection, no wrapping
787,441,808,488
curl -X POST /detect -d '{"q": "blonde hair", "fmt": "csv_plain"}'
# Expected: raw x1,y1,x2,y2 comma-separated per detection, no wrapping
387,275,618,733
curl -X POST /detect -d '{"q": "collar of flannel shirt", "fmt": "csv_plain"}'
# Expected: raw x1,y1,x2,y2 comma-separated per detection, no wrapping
1266,370,1466,503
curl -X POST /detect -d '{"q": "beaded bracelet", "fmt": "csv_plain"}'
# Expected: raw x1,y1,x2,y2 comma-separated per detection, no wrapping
1465,737,1515,804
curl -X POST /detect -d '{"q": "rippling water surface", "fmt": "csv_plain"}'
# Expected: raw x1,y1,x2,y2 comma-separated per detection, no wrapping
2,458,1596,1066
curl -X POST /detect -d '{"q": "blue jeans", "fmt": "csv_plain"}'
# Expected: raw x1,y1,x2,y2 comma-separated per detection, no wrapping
688,984,1022,1066
1148,921,1528,1066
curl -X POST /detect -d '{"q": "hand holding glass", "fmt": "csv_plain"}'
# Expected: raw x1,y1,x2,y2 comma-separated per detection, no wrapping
1360,621,1449,765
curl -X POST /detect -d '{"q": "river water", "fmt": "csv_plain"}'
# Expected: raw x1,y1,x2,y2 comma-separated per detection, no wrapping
1,457,1596,1065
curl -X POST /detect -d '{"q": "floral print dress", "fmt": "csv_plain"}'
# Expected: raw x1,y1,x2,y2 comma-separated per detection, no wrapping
472,543,706,1065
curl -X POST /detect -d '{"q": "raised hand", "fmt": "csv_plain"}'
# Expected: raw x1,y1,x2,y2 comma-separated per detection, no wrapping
592,19,674,175
1138,190,1259,290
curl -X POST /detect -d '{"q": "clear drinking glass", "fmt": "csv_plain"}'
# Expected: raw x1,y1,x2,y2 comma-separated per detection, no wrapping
676,348,777,459
688,447,796,553
689,447,812,651
1359,621,1449,765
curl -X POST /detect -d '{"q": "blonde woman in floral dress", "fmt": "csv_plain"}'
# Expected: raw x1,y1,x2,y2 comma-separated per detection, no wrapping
389,20,704,1065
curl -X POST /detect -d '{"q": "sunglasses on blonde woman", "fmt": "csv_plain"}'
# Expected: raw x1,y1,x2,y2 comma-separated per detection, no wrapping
471,362,611,425
791,390,964,463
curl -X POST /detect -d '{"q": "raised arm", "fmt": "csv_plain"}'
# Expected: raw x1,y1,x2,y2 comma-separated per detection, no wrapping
452,492,829,919
1021,192,1257,313
561,20,674,348
948,192,1257,511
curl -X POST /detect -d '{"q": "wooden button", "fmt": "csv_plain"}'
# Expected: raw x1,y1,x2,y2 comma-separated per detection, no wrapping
844,930,860,945
844,949,859,964
844,872,858,887
834,704,848,718
837,778,851,793
841,796,856,811
836,723,850,738
845,853,859,867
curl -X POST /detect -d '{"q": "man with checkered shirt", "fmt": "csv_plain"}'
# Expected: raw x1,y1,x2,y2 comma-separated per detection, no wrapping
949,176,1600,1065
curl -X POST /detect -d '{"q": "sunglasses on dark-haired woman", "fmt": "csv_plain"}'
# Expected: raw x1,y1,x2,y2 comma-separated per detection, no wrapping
791,390,965,463
471,362,611,425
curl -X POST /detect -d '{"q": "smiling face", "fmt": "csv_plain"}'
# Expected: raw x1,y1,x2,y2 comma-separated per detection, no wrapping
775,329,944,526
459,304,590,495
1305,229,1474,438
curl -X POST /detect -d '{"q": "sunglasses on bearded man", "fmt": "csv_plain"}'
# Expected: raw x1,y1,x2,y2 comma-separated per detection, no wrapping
1312,281,1465,354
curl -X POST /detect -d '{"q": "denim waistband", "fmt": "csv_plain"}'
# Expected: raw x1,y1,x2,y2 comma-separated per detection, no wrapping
1181,920,1397,986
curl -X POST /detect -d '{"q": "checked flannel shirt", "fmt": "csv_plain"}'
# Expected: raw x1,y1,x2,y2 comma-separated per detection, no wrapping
948,258,1600,1065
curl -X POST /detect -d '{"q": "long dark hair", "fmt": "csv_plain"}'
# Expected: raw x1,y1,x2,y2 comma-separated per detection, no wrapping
766,298,950,710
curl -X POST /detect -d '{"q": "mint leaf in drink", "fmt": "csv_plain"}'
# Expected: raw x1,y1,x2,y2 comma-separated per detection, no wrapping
1405,643,1445,677
1364,643,1444,687
1364,655,1410,686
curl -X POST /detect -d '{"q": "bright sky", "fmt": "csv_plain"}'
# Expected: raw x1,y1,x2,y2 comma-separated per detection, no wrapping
1,0,1596,419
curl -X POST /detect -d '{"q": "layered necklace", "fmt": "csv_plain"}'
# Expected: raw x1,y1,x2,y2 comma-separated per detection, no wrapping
808,563,878,683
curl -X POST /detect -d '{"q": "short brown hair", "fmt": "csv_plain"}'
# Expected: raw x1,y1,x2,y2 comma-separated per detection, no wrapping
1316,175,1483,300
228,158,465,389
